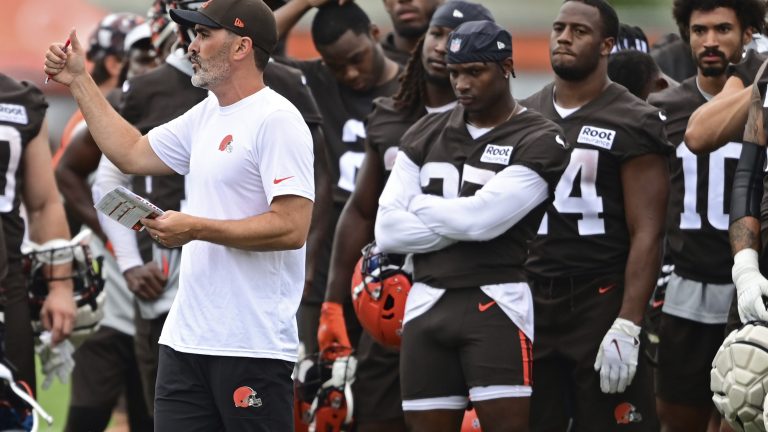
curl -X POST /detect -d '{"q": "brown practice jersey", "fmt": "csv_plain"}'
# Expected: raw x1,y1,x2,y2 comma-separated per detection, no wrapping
400,106,570,288
649,77,740,283
276,57,400,203
366,97,427,178
522,82,672,278
122,61,322,260
0,74,47,265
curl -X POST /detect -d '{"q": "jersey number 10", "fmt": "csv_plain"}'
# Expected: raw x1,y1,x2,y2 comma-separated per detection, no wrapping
677,142,741,231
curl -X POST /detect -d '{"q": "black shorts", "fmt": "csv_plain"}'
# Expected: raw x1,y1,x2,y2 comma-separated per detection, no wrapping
352,332,403,423
655,313,725,406
530,274,658,432
155,346,294,432
400,288,532,410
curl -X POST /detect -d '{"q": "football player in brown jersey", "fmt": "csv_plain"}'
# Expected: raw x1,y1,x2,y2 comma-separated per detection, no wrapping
521,0,672,430
647,1,764,430
0,73,75,391
379,0,442,65
316,3,494,430
375,20,570,432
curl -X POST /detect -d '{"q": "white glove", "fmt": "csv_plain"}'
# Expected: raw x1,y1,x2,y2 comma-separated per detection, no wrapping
35,331,75,390
594,317,641,394
323,356,357,389
732,249,768,323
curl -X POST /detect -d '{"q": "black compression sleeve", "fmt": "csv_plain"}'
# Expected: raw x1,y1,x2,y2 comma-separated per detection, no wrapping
730,141,766,223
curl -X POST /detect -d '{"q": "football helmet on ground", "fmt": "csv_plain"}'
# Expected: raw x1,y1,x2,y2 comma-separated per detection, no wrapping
350,242,411,348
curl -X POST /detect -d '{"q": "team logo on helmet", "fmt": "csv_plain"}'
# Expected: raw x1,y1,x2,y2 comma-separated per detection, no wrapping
614,402,642,424
233,386,262,408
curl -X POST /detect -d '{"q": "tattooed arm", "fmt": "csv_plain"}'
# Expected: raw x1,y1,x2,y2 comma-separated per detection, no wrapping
729,78,768,322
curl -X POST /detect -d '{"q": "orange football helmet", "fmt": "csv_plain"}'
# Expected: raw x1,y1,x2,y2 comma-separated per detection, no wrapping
350,243,411,348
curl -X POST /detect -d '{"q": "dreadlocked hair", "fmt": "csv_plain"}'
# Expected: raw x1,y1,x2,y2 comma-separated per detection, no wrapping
392,36,427,112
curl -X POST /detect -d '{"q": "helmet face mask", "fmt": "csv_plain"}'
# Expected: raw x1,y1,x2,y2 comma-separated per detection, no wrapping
0,321,51,431
351,243,412,348
293,347,355,432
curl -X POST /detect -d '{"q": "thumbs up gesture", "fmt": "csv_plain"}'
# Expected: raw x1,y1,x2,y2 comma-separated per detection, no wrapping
43,29,87,86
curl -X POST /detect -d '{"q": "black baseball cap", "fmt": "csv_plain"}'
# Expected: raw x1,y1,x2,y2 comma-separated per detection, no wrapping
170,0,278,55
446,20,512,65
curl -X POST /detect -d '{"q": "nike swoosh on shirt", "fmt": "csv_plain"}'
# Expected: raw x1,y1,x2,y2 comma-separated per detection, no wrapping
598,284,617,294
273,176,294,184
478,301,496,312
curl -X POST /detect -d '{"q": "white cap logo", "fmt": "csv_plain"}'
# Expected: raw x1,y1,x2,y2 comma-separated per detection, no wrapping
450,38,462,53
497,41,506,49
452,9,464,18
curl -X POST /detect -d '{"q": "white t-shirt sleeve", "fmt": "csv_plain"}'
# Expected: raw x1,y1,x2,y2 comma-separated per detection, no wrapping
92,155,144,273
407,165,549,241
255,109,314,204
146,102,199,175
375,151,455,253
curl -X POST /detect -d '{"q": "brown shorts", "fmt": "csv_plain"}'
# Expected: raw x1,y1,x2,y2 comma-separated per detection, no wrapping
400,288,532,409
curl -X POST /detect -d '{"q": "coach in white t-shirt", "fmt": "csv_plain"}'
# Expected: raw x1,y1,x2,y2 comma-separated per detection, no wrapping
43,0,313,430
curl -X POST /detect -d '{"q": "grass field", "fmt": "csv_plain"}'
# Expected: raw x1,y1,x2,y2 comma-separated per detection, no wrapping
32,358,127,432
34,357,70,432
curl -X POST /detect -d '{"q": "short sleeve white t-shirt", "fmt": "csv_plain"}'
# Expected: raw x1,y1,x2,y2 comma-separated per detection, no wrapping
147,87,314,361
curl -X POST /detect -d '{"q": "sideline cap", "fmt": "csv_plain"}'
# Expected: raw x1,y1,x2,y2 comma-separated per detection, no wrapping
430,1,494,29
170,0,278,55
446,20,512,65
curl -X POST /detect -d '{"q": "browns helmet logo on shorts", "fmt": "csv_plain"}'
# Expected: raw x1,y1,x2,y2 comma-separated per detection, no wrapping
233,386,262,408
614,402,642,424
